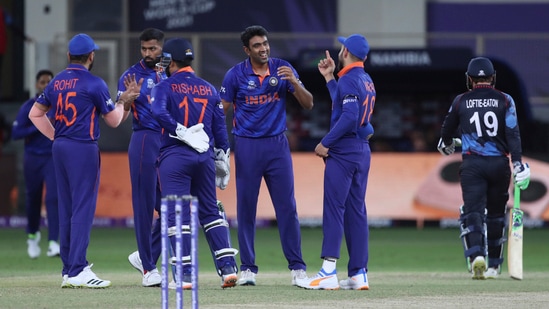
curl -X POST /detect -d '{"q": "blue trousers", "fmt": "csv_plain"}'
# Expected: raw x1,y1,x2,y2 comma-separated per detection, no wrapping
234,133,306,273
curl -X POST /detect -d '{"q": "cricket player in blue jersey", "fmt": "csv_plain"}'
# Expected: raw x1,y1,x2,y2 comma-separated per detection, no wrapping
29,33,141,288
296,34,374,290
438,57,530,279
117,28,165,287
151,38,238,289
220,25,313,286
12,69,59,259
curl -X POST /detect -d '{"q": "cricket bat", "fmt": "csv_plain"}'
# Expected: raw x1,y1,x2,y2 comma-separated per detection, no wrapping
507,184,523,280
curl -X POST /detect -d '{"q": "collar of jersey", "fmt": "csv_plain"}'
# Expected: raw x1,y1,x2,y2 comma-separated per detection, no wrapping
172,66,195,76
66,63,88,71
337,61,364,78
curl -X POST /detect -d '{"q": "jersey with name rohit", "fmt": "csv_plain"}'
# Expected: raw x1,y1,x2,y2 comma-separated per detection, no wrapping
36,64,115,141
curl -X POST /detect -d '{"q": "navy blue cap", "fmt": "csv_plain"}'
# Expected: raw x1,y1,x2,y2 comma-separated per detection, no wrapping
338,34,370,61
163,38,194,62
68,33,100,55
466,57,495,77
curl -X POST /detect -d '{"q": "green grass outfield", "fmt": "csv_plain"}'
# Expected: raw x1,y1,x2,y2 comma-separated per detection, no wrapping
1,227,548,308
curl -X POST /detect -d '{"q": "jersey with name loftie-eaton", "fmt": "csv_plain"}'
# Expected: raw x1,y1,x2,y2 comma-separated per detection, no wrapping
440,84,522,162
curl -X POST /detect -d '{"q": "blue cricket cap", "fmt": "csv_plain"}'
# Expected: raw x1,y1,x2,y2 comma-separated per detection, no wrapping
68,33,100,55
338,34,370,61
163,38,194,61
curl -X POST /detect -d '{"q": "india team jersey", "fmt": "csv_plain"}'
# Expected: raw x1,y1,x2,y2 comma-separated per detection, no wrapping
219,58,299,138
151,67,229,151
36,64,115,141
12,97,54,155
322,62,376,148
117,60,162,132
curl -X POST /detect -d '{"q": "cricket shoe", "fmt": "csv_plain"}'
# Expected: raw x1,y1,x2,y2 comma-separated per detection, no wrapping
291,269,307,286
61,275,69,288
128,251,144,273
471,256,486,280
220,263,237,289
339,268,369,290
47,241,60,257
237,269,256,286
27,232,41,259
296,268,339,290
142,269,162,287
168,273,192,290
484,266,500,279
66,264,111,288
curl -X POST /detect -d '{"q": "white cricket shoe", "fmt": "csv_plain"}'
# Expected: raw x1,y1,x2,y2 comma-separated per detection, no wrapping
66,264,111,288
237,269,256,286
27,232,41,259
296,268,339,290
471,256,486,280
339,268,369,290
143,269,162,287
291,269,307,286
484,266,500,279
47,241,60,257
128,250,144,273
61,275,69,288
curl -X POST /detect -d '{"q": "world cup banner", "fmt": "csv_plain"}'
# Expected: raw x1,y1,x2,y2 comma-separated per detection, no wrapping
129,0,337,32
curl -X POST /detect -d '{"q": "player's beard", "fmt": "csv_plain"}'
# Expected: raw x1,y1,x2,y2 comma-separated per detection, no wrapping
88,59,95,71
144,57,160,69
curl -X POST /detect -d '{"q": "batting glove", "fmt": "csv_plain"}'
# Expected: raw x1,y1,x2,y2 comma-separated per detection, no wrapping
169,123,210,153
214,147,230,190
437,137,455,156
513,161,531,190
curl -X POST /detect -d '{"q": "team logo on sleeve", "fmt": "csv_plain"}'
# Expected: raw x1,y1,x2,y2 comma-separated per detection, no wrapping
268,77,278,87
106,98,114,106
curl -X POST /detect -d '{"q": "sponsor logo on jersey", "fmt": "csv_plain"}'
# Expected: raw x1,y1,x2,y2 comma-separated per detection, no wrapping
106,98,114,106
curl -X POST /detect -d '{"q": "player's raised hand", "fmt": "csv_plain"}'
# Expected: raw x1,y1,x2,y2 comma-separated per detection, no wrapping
318,50,335,81
277,66,298,84
120,74,143,109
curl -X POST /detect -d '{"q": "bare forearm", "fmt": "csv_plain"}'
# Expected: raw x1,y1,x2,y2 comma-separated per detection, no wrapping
103,103,127,128
292,84,314,110
29,104,54,140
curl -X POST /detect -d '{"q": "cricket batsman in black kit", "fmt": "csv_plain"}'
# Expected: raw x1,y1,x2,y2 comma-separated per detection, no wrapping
438,57,530,279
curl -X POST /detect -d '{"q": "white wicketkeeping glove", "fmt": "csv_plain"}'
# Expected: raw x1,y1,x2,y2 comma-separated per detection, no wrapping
214,147,230,190
513,161,531,190
437,137,455,156
169,123,210,153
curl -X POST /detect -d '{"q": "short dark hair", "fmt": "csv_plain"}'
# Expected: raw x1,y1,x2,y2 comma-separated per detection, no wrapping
69,53,91,64
139,28,165,43
36,69,54,81
241,25,268,48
